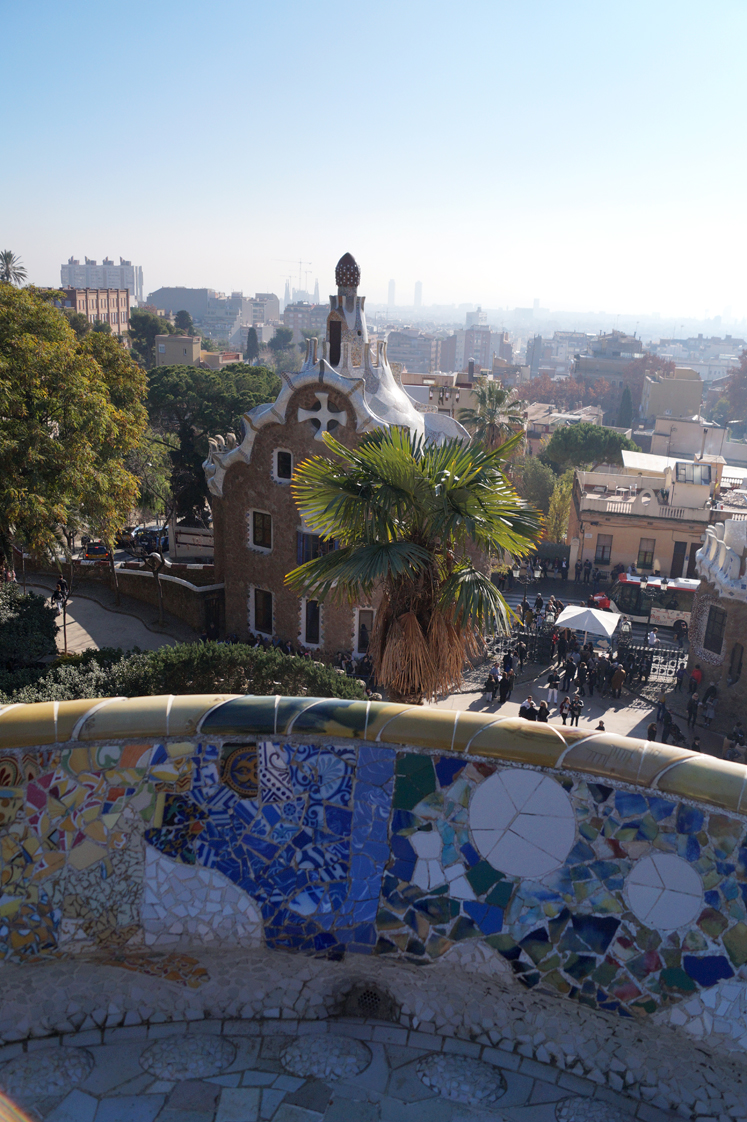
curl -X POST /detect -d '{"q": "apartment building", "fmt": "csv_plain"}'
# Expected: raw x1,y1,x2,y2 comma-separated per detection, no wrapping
61,287,130,333
640,366,703,423
61,257,143,303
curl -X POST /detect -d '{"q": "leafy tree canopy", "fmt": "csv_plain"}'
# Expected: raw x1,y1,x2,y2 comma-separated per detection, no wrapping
63,310,91,339
545,469,574,543
174,309,194,334
539,422,638,472
268,326,294,353
147,363,280,519
244,326,259,363
514,456,556,515
129,308,177,367
92,320,112,334
0,584,57,672
0,285,147,560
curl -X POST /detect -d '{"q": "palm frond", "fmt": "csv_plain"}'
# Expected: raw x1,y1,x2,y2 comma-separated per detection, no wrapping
285,540,432,601
438,561,514,634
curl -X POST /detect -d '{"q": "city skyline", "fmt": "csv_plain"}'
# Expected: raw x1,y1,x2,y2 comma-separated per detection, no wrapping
3,0,746,318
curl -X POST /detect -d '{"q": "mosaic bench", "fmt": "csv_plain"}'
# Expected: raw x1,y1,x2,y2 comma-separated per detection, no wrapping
2,695,747,1076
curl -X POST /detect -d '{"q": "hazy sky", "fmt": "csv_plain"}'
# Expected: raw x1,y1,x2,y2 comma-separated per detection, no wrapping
3,1,745,317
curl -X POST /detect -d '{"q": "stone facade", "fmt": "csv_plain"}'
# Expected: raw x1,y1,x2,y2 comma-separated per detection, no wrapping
204,253,467,647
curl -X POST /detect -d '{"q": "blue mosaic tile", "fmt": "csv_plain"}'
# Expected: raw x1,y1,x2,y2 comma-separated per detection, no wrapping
677,804,705,835
683,954,735,986
615,791,648,818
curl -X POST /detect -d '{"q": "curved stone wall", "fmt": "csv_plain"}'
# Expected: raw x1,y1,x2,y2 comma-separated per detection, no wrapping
2,696,747,1063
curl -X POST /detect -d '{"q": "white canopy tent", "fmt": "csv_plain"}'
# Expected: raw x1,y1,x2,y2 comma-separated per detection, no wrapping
554,605,620,644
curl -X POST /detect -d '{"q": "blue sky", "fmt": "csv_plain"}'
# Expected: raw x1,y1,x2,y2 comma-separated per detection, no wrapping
3,0,745,316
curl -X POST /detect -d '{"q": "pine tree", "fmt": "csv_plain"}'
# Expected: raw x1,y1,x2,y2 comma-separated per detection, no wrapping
245,327,260,363
617,385,633,427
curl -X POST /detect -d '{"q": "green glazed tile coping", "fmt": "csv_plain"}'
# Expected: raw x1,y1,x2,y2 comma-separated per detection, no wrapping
0,695,746,817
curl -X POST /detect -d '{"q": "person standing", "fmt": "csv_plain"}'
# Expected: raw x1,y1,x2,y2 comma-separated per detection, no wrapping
689,665,702,694
537,700,550,722
674,665,685,692
583,558,592,584
647,721,658,741
561,558,568,581
656,688,667,723
575,560,583,584
519,697,537,721
576,660,587,697
648,627,659,647
704,698,716,728
559,696,571,725
570,695,584,727
516,639,527,670
687,692,700,730
561,656,576,693
611,664,626,699
547,668,560,706
505,668,515,700
499,671,511,704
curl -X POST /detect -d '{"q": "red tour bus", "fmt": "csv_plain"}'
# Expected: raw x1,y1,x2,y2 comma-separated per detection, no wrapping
593,574,699,631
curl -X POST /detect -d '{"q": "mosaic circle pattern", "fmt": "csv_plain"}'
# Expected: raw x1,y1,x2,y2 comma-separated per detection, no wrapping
416,1053,506,1104
0,1047,93,1102
626,853,703,931
281,1035,371,1081
469,769,576,877
556,1096,632,1122
139,1034,236,1079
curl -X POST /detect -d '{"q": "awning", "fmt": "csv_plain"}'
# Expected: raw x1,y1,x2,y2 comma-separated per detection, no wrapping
554,605,620,638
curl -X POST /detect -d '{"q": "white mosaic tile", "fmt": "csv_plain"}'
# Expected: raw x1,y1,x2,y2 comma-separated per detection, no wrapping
625,853,703,931
470,770,575,878
139,1034,236,1079
0,1047,94,1110
555,1096,632,1121
416,1052,506,1104
280,1035,371,1081
142,846,263,947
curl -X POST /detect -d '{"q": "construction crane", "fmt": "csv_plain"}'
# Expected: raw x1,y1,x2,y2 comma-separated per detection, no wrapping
276,259,313,292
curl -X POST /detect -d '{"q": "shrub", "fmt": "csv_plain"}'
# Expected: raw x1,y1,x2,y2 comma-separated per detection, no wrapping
0,642,366,704
0,584,57,671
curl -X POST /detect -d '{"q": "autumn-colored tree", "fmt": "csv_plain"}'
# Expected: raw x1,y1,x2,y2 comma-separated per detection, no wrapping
0,286,147,562
545,470,575,543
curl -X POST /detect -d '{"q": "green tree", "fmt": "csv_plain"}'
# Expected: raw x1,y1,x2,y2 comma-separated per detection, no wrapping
0,285,148,562
245,327,259,363
268,326,294,353
92,320,112,334
0,250,27,286
0,584,57,672
174,309,194,334
458,378,525,448
711,396,732,428
147,364,280,519
286,428,542,703
514,456,556,515
128,308,177,367
545,469,574,543
617,385,633,427
539,422,638,472
64,310,91,339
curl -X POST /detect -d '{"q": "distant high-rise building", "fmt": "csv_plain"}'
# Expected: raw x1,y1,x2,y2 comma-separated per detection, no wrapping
414,281,422,308
61,257,143,303
466,306,488,327
526,334,543,377
313,278,319,303
283,280,291,312
388,279,396,307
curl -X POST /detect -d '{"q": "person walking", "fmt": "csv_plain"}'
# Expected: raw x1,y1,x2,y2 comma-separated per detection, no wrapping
687,692,700,730
587,661,597,697
559,696,571,725
704,698,716,729
505,668,515,700
576,660,587,697
516,639,527,671
562,656,576,693
503,650,513,673
547,668,560,706
689,665,703,694
647,627,659,647
570,695,584,726
557,633,568,664
656,688,667,723
674,665,685,692
537,700,550,722
647,721,658,741
534,592,544,615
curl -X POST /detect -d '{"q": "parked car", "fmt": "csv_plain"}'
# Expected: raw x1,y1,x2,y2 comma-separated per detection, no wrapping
115,526,137,547
83,540,112,563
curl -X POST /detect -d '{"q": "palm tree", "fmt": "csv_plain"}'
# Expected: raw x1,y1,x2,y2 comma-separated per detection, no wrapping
458,378,525,448
286,427,542,703
0,251,27,286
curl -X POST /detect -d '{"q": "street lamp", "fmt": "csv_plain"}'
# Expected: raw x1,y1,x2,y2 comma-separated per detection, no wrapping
512,560,543,612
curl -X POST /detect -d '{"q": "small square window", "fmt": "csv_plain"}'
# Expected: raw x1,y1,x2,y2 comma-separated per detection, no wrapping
158,344,165,353
254,589,272,635
253,511,272,549
276,450,293,480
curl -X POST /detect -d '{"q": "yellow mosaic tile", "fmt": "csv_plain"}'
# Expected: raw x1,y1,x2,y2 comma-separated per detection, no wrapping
56,699,107,744
561,735,697,788
373,709,459,752
0,702,57,749
465,717,567,767
365,703,420,741
655,756,747,813
166,741,196,758
77,696,172,741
